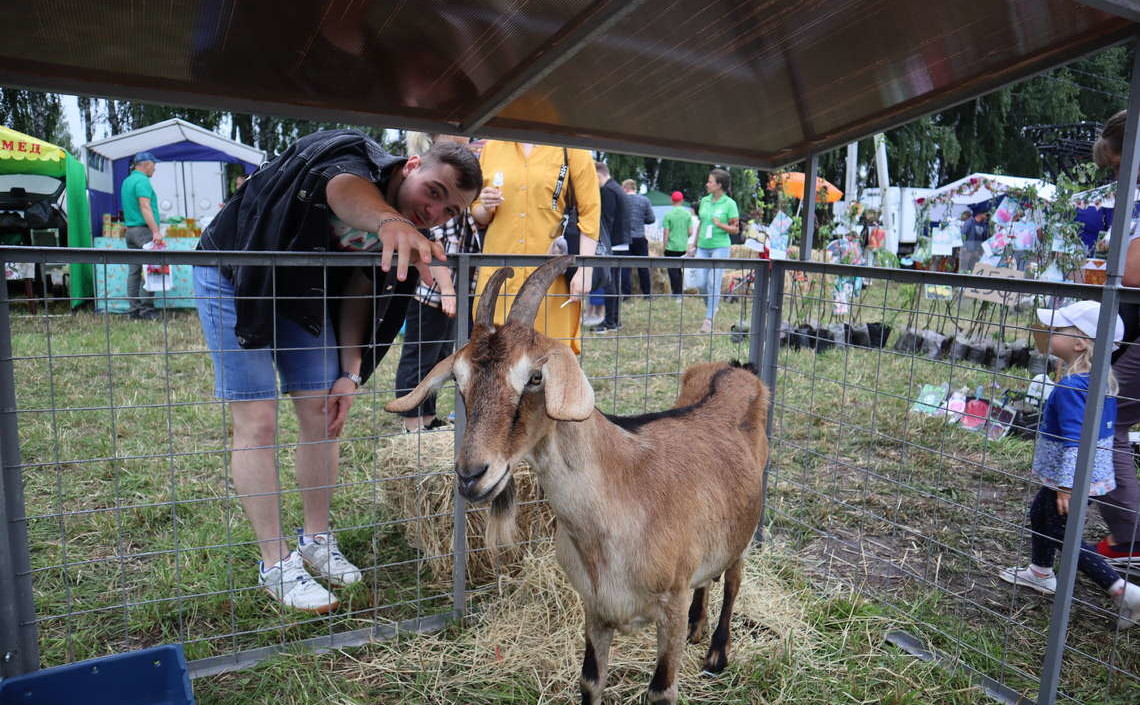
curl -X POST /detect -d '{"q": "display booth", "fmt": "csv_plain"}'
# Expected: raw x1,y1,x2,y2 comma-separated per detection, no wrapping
0,125,93,307
84,118,264,236
83,119,263,311
920,173,1057,224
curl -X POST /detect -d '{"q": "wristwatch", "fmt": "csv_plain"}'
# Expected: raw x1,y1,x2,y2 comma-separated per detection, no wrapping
342,371,363,387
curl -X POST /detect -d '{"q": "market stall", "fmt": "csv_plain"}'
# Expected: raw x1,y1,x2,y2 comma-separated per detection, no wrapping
912,173,1094,280
84,118,264,237
920,173,1058,224
83,119,263,311
0,125,93,307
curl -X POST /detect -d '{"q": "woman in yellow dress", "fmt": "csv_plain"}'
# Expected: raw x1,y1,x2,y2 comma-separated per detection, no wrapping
472,141,601,354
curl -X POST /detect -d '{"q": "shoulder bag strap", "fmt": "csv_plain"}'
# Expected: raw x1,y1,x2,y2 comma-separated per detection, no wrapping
562,148,576,213
551,148,576,214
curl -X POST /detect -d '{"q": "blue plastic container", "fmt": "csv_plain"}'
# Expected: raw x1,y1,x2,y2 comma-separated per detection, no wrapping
0,644,195,705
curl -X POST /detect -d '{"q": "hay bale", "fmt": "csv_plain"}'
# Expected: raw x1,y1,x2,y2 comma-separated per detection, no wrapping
379,432,555,586
338,544,812,704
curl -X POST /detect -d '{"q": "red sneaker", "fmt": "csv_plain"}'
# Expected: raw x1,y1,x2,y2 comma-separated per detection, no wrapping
1096,538,1140,568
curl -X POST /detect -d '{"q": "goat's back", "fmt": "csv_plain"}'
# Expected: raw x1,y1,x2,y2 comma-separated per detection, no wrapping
675,362,769,448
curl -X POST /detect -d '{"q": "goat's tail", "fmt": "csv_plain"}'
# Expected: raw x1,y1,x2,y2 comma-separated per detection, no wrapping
486,475,518,567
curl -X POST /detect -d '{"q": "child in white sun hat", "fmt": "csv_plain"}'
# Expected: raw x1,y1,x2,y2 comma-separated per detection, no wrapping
1000,300,1140,628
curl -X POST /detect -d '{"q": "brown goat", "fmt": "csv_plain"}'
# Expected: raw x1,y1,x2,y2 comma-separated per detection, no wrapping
387,256,769,705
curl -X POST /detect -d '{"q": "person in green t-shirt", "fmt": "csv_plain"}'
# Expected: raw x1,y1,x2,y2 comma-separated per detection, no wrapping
692,169,739,333
120,151,164,320
661,191,693,300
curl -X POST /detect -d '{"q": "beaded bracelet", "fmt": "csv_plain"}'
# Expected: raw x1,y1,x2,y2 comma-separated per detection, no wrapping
376,215,415,233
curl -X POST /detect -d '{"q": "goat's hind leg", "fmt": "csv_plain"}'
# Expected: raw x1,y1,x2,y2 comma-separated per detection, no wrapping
580,612,614,705
686,584,709,644
702,557,743,675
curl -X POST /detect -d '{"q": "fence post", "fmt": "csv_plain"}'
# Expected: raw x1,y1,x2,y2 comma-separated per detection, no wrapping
0,278,40,676
451,254,471,618
1036,39,1140,705
748,261,768,371
753,259,785,543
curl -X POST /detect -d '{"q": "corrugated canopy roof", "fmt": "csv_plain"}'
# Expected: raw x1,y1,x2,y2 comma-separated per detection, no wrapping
0,1,1135,167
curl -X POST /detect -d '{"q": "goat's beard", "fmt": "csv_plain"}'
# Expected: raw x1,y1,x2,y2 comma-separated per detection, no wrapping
486,474,518,555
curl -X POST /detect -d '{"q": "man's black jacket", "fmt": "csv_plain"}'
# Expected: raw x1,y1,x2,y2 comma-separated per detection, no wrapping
199,129,416,383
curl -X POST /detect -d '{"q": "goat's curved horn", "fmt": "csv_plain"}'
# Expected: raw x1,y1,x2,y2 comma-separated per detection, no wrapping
476,266,514,329
507,255,574,326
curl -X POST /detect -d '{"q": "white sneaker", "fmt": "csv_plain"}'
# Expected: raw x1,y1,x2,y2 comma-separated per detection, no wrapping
259,551,339,613
1113,582,1140,629
298,531,363,587
998,566,1057,595
699,318,713,334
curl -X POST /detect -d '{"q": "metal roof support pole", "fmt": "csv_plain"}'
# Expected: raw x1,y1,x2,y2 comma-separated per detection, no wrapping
0,274,38,677
799,153,819,260
1036,37,1140,705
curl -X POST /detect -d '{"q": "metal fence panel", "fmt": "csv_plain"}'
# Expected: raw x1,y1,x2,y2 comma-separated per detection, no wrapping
2,246,1139,703
765,259,1140,704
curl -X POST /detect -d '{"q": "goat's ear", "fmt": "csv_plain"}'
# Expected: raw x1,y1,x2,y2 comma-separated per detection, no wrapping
542,346,595,421
385,354,456,414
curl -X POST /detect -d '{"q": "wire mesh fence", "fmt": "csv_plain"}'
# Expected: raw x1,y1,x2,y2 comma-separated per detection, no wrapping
764,260,1140,705
2,246,1139,702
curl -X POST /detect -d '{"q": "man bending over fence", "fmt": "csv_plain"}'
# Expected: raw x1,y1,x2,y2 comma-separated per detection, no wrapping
193,129,481,612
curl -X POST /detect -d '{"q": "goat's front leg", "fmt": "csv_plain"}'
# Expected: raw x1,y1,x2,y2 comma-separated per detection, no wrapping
686,584,709,644
645,593,687,705
580,611,614,705
703,557,743,674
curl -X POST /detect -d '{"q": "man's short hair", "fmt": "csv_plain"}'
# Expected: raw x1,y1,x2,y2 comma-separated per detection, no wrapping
419,141,482,193
595,161,610,178
621,179,636,191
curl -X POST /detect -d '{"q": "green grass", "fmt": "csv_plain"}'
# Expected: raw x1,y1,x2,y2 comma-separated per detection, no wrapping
7,271,1139,703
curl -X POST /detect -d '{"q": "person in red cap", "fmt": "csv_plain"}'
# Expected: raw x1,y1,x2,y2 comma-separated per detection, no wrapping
660,190,692,300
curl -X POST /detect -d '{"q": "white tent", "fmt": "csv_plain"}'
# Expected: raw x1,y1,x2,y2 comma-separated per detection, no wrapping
920,172,1057,223
84,119,264,235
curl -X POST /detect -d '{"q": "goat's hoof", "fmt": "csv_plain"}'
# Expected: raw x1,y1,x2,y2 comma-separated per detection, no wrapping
642,693,674,705
702,649,729,675
686,625,706,644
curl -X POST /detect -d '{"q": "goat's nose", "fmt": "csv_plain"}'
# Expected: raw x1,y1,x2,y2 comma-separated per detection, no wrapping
457,464,488,496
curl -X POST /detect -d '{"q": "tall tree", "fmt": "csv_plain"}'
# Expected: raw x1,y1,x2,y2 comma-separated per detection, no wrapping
77,96,96,143
809,45,1132,193
0,88,71,150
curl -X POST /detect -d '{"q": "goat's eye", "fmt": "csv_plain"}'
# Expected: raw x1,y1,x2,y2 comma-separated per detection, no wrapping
527,370,543,387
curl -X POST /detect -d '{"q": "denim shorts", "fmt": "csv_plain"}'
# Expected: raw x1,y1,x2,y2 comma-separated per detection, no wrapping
193,265,340,400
